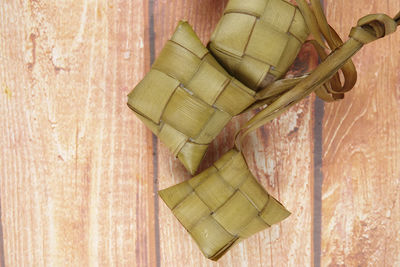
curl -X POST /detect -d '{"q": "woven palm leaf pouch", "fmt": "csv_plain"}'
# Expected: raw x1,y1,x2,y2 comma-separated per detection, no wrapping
159,9,400,261
127,21,257,174
208,0,360,97
159,149,290,261
209,0,310,90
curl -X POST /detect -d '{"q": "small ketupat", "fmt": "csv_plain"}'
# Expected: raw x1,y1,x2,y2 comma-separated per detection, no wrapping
209,0,309,90
159,149,290,260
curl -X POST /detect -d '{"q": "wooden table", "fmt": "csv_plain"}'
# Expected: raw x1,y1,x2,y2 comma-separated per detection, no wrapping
1,0,399,266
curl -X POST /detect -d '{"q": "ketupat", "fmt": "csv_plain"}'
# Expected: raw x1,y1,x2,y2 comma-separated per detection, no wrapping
209,0,310,90
159,149,290,260
208,0,360,102
127,21,257,174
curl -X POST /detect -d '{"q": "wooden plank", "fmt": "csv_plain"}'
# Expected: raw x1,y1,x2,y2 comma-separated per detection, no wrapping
153,2,231,266
0,1,157,266
153,1,318,266
322,1,400,266
240,46,318,267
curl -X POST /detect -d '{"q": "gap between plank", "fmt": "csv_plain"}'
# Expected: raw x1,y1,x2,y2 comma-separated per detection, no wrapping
312,3,325,266
313,96,324,267
148,0,161,266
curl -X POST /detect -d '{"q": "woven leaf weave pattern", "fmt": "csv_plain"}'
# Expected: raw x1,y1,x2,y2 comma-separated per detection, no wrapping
128,22,256,174
159,149,290,260
209,0,309,90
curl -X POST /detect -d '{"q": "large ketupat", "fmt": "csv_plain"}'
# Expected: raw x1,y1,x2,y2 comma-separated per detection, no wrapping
209,0,309,90
127,22,256,174
159,149,290,260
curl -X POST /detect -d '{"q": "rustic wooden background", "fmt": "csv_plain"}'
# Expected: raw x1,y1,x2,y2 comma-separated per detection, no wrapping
1,0,399,266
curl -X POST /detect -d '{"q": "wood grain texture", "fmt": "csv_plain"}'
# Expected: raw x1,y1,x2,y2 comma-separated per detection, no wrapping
1,0,399,266
322,1,400,266
0,0,156,266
